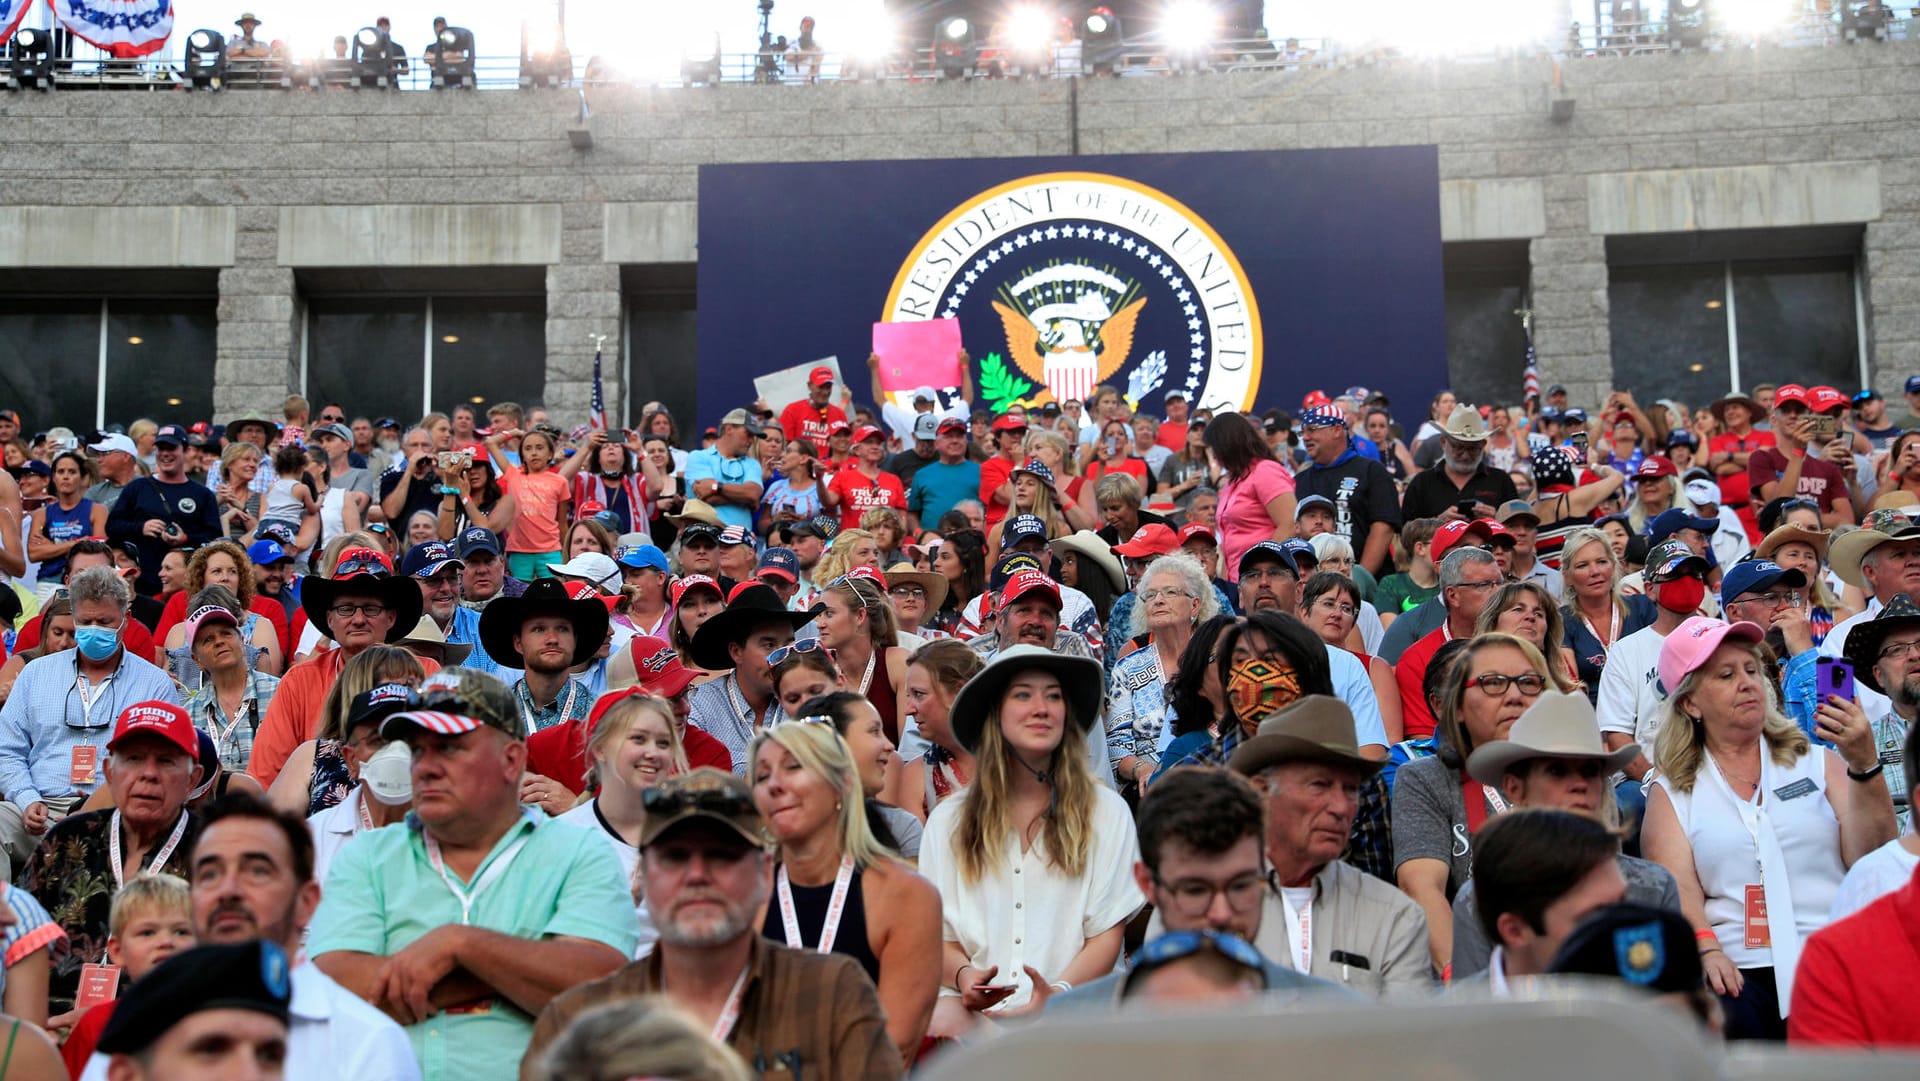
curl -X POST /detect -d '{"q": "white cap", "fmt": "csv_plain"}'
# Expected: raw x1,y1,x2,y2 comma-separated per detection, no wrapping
912,386,937,404
88,433,138,457
1684,479,1720,507
545,552,622,591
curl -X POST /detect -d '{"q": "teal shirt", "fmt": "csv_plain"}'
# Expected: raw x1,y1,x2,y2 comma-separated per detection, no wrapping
308,809,639,1081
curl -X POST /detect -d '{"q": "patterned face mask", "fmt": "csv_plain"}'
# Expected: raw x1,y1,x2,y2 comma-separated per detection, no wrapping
1227,657,1303,735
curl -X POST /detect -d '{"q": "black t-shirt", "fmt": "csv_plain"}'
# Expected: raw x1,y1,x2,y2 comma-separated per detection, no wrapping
1400,463,1520,522
886,448,936,489
380,464,444,524
1294,456,1402,559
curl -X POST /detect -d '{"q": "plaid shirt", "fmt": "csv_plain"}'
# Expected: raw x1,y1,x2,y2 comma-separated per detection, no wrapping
184,669,282,773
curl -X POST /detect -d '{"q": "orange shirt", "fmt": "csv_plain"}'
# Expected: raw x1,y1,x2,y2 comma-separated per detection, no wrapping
246,645,441,788
499,465,570,554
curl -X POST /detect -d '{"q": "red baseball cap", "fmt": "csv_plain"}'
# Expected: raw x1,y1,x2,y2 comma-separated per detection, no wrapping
992,413,1029,432
999,569,1061,610
851,424,885,444
1113,523,1180,558
808,365,834,386
1773,384,1809,409
1430,519,1513,562
1301,390,1332,410
1177,522,1218,546
827,419,852,436
1634,456,1678,480
576,500,607,518
109,700,199,758
936,417,968,435
564,580,620,612
1808,385,1848,414
627,635,699,699
670,574,722,607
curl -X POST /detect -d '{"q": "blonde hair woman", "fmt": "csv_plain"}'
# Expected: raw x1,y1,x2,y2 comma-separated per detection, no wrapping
920,646,1145,1035
749,720,942,1064
985,459,1070,551
1558,526,1658,699
1021,430,1097,533
534,996,752,1081
812,527,882,588
813,572,910,743
216,441,264,539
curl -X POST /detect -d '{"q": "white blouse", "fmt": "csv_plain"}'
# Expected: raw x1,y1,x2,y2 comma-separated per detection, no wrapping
557,800,659,957
919,785,1145,1011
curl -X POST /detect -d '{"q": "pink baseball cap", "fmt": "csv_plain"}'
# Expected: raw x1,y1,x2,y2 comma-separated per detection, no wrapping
184,603,239,646
1657,617,1765,694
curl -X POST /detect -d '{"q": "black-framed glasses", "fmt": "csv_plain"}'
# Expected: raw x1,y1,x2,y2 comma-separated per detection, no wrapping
1733,591,1804,610
329,602,391,620
767,638,831,667
1152,872,1267,918
1470,673,1548,697
1122,930,1266,999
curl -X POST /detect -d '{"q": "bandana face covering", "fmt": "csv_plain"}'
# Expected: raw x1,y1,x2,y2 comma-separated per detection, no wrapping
1227,657,1303,735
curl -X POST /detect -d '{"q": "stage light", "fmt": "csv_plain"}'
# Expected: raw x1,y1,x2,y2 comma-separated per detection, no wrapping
8,27,53,91
942,17,970,40
351,26,397,88
841,16,895,76
185,28,227,90
1668,0,1708,47
1086,12,1109,35
1718,0,1795,37
1006,5,1055,55
934,17,975,78
431,25,476,89
520,21,572,88
1083,6,1123,73
1840,0,1892,41
1161,0,1220,55
681,29,722,85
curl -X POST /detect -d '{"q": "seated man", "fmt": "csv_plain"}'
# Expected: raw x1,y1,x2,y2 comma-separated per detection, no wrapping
309,669,637,1078
1460,809,1629,994
685,584,821,771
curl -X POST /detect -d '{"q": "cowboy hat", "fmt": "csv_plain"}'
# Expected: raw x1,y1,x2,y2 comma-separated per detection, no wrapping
398,614,473,666
1841,592,1920,695
688,583,823,672
299,547,423,645
1048,530,1125,593
1465,691,1638,787
1829,507,1920,589
883,562,949,611
1708,394,1766,425
1227,695,1384,778
477,578,611,669
946,644,1102,755
1755,523,1828,563
666,499,725,529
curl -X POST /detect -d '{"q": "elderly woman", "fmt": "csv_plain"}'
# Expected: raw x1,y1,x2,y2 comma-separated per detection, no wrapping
1644,617,1893,1040
1309,532,1383,653
1106,553,1220,794
179,587,281,774
896,640,985,820
920,646,1145,1035
1092,472,1167,546
1298,572,1402,744
1392,632,1553,973
1627,458,1683,535
1559,526,1657,703
157,540,284,681
750,715,942,1065
1477,580,1581,694
1205,412,1296,583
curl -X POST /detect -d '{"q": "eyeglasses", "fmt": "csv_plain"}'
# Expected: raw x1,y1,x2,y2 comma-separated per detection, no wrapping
1122,930,1266,999
1733,591,1804,609
889,585,927,599
1152,872,1267,918
641,784,757,819
1452,578,1503,592
1878,640,1920,664
329,602,391,620
1139,587,1196,603
767,638,831,667
1310,597,1358,618
1470,672,1548,697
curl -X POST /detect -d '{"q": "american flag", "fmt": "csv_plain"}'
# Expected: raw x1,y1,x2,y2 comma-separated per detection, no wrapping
1520,312,1541,407
589,339,608,431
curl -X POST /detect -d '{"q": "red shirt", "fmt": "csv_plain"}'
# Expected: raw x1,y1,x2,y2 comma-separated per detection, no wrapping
826,468,906,532
1707,429,1775,507
527,717,733,793
1789,862,1920,1048
62,998,115,1078
779,400,847,457
1394,624,1454,740
1156,421,1188,452
1746,446,1848,513
979,455,1015,528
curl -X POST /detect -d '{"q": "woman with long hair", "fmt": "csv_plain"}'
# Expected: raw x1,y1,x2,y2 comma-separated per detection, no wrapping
159,539,283,679
1106,553,1219,794
1297,573,1403,743
565,518,618,560
861,508,908,566
1205,412,1296,581
920,647,1144,1035
1627,461,1683,535
436,443,517,541
557,691,687,956
1483,406,1527,474
560,428,665,537
897,640,985,820
985,460,1069,551
1415,389,1459,444
1392,632,1553,972
790,690,919,857
1049,530,1124,627
1158,611,1335,774
264,644,425,816
667,575,726,675
27,449,105,595
1159,419,1218,520
1756,521,1853,644
1478,579,1582,694
1644,618,1893,1040
812,527,882,590
814,572,911,742
928,529,988,637
1559,526,1658,702
749,716,942,1065
1365,408,1417,484
1022,430,1097,531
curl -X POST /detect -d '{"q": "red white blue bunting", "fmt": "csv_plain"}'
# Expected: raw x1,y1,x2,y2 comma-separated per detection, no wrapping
0,0,34,42
50,0,173,58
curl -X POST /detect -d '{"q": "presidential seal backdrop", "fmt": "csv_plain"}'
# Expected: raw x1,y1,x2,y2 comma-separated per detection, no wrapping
695,149,1445,428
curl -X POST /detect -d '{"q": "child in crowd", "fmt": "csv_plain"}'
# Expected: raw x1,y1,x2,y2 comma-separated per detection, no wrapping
56,873,194,1076
1373,517,1442,625
260,442,319,556
490,426,571,581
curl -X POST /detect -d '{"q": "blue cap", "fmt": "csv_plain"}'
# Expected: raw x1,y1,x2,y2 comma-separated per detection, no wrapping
1280,538,1318,566
246,539,291,566
989,551,1044,591
1237,541,1299,579
1012,459,1057,489
254,520,297,546
1906,376,1920,395
1000,514,1049,549
1649,507,1720,544
152,423,189,447
1562,407,1588,423
1537,406,1563,423
1719,558,1807,605
1666,428,1698,448
8,459,48,478
756,547,800,582
455,526,502,559
614,543,670,573
401,541,463,578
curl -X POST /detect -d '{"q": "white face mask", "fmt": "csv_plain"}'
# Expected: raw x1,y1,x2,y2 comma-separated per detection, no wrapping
360,742,414,806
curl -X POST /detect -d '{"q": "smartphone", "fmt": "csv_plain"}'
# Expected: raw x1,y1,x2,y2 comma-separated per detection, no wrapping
1454,499,1476,518
437,451,473,471
1569,431,1589,450
1806,415,1838,439
1816,656,1856,703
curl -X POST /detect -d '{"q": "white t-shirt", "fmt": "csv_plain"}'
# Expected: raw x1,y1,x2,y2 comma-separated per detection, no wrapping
557,800,658,956
307,789,379,890
918,785,1145,1011
1829,838,1919,922
1595,624,1672,749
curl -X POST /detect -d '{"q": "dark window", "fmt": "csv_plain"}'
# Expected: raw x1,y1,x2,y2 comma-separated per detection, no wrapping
1607,263,1732,408
0,299,102,431
1731,257,1859,392
625,264,697,442
306,298,427,425
106,299,218,425
430,296,548,420
1444,241,1530,408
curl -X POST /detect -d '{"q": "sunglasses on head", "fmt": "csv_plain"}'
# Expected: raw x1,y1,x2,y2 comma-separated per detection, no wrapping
1122,930,1266,998
333,555,389,578
767,638,833,667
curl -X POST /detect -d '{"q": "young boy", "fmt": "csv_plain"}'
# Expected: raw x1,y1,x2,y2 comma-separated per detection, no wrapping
57,874,194,1077
1373,517,1442,625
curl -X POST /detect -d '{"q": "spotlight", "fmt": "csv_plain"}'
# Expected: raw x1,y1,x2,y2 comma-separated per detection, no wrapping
7,27,53,91
933,17,974,79
431,25,476,89
1083,6,1123,74
1162,0,1220,58
351,26,397,88
519,21,572,87
1005,5,1055,57
1667,0,1707,48
681,30,721,86
184,29,227,90
943,17,970,41
1841,1,1891,42
840,17,895,80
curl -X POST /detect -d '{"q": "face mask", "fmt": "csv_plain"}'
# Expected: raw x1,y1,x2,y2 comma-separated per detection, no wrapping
74,625,119,661
1227,657,1303,735
360,741,414,805
1655,576,1706,615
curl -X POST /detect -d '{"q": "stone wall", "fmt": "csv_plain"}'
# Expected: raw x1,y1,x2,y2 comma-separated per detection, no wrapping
0,41,1915,419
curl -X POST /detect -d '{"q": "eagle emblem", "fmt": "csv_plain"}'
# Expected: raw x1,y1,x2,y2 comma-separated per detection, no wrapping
992,262,1144,406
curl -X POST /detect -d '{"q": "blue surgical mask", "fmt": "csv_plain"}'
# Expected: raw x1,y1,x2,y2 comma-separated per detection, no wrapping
74,625,120,661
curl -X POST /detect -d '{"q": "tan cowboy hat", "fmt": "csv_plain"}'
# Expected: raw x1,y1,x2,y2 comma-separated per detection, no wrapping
1872,489,1920,513
234,11,262,27
1754,523,1828,563
665,498,724,529
1048,529,1125,594
883,561,949,611
1466,691,1638,787
1829,507,1920,589
398,614,472,666
1709,394,1766,425
1227,695,1383,778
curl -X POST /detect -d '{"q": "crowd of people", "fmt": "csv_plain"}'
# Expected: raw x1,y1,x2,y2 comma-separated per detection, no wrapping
0,364,1911,1078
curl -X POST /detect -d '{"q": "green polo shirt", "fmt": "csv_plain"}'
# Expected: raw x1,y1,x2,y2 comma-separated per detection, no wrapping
309,808,638,1081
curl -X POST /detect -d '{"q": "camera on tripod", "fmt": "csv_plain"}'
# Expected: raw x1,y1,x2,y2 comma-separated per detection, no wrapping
755,0,784,83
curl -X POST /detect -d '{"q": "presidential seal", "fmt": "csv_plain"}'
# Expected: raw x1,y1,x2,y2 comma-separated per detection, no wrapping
883,172,1262,415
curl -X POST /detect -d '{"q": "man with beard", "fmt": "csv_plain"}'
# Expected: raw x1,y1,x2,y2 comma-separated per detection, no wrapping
1293,407,1400,577
106,426,220,594
406,541,514,680
520,769,898,1081
1237,541,1301,615
1399,407,1518,522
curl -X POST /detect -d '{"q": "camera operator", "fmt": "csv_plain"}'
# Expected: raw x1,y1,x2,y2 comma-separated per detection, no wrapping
105,426,220,596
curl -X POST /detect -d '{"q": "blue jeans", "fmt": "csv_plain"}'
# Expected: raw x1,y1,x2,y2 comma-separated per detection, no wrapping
1615,776,1648,857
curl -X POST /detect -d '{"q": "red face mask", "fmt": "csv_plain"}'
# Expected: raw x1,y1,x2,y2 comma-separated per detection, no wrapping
1654,575,1706,615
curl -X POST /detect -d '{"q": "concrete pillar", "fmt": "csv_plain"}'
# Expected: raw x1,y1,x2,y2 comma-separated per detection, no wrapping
543,263,623,424
1527,231,1615,406
1863,221,1920,400
213,267,299,420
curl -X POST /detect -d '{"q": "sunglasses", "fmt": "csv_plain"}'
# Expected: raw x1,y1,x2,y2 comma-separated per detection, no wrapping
767,638,833,667
333,556,390,578
1121,930,1266,998
641,784,756,819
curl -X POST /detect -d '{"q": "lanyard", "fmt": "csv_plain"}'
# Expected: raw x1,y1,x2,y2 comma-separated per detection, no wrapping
213,694,257,757
76,672,114,728
424,814,534,925
854,651,877,696
109,809,190,890
1580,604,1620,650
1462,777,1509,835
518,680,582,734
776,857,854,954
356,790,374,833
711,963,752,1042
1277,887,1313,973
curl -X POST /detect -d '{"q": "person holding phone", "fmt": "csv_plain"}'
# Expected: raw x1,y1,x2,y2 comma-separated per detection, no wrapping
1398,406,1518,524
1749,386,1854,530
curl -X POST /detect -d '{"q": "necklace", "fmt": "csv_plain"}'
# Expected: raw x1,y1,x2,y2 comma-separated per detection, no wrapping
1012,753,1052,785
1710,748,1760,791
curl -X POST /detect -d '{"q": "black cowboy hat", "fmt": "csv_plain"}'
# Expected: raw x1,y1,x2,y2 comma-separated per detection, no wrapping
298,547,423,645
688,584,823,672
477,578,612,669
1842,592,1920,695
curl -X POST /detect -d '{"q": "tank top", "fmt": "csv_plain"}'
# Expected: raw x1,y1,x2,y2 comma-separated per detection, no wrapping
263,477,302,524
319,485,348,545
1532,490,1592,570
865,649,901,745
761,863,880,984
38,499,92,582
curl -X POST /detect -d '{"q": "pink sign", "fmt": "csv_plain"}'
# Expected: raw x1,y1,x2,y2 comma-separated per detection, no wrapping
872,319,963,393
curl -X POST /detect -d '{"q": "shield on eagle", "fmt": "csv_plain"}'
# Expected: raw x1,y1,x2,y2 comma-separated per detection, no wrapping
993,263,1144,406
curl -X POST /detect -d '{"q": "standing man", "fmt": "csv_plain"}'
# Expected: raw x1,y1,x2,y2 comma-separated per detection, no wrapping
780,365,849,458
105,425,219,594
381,427,444,526
1495,501,1562,597
977,413,1028,530
1155,390,1192,451
1391,546,1504,739
314,421,380,523
309,670,637,1081
685,585,821,771
477,578,606,737
1399,407,1518,522
906,418,980,532
887,414,940,490
686,410,764,533
85,432,140,510
1853,388,1905,450
521,769,899,1081
1749,384,1854,528
1293,405,1400,577
405,540,513,679
820,425,906,533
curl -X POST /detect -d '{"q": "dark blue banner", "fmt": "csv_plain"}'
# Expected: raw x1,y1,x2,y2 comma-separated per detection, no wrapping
696,147,1443,427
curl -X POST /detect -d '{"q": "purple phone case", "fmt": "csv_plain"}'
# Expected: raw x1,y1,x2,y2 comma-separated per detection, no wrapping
1817,657,1856,702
